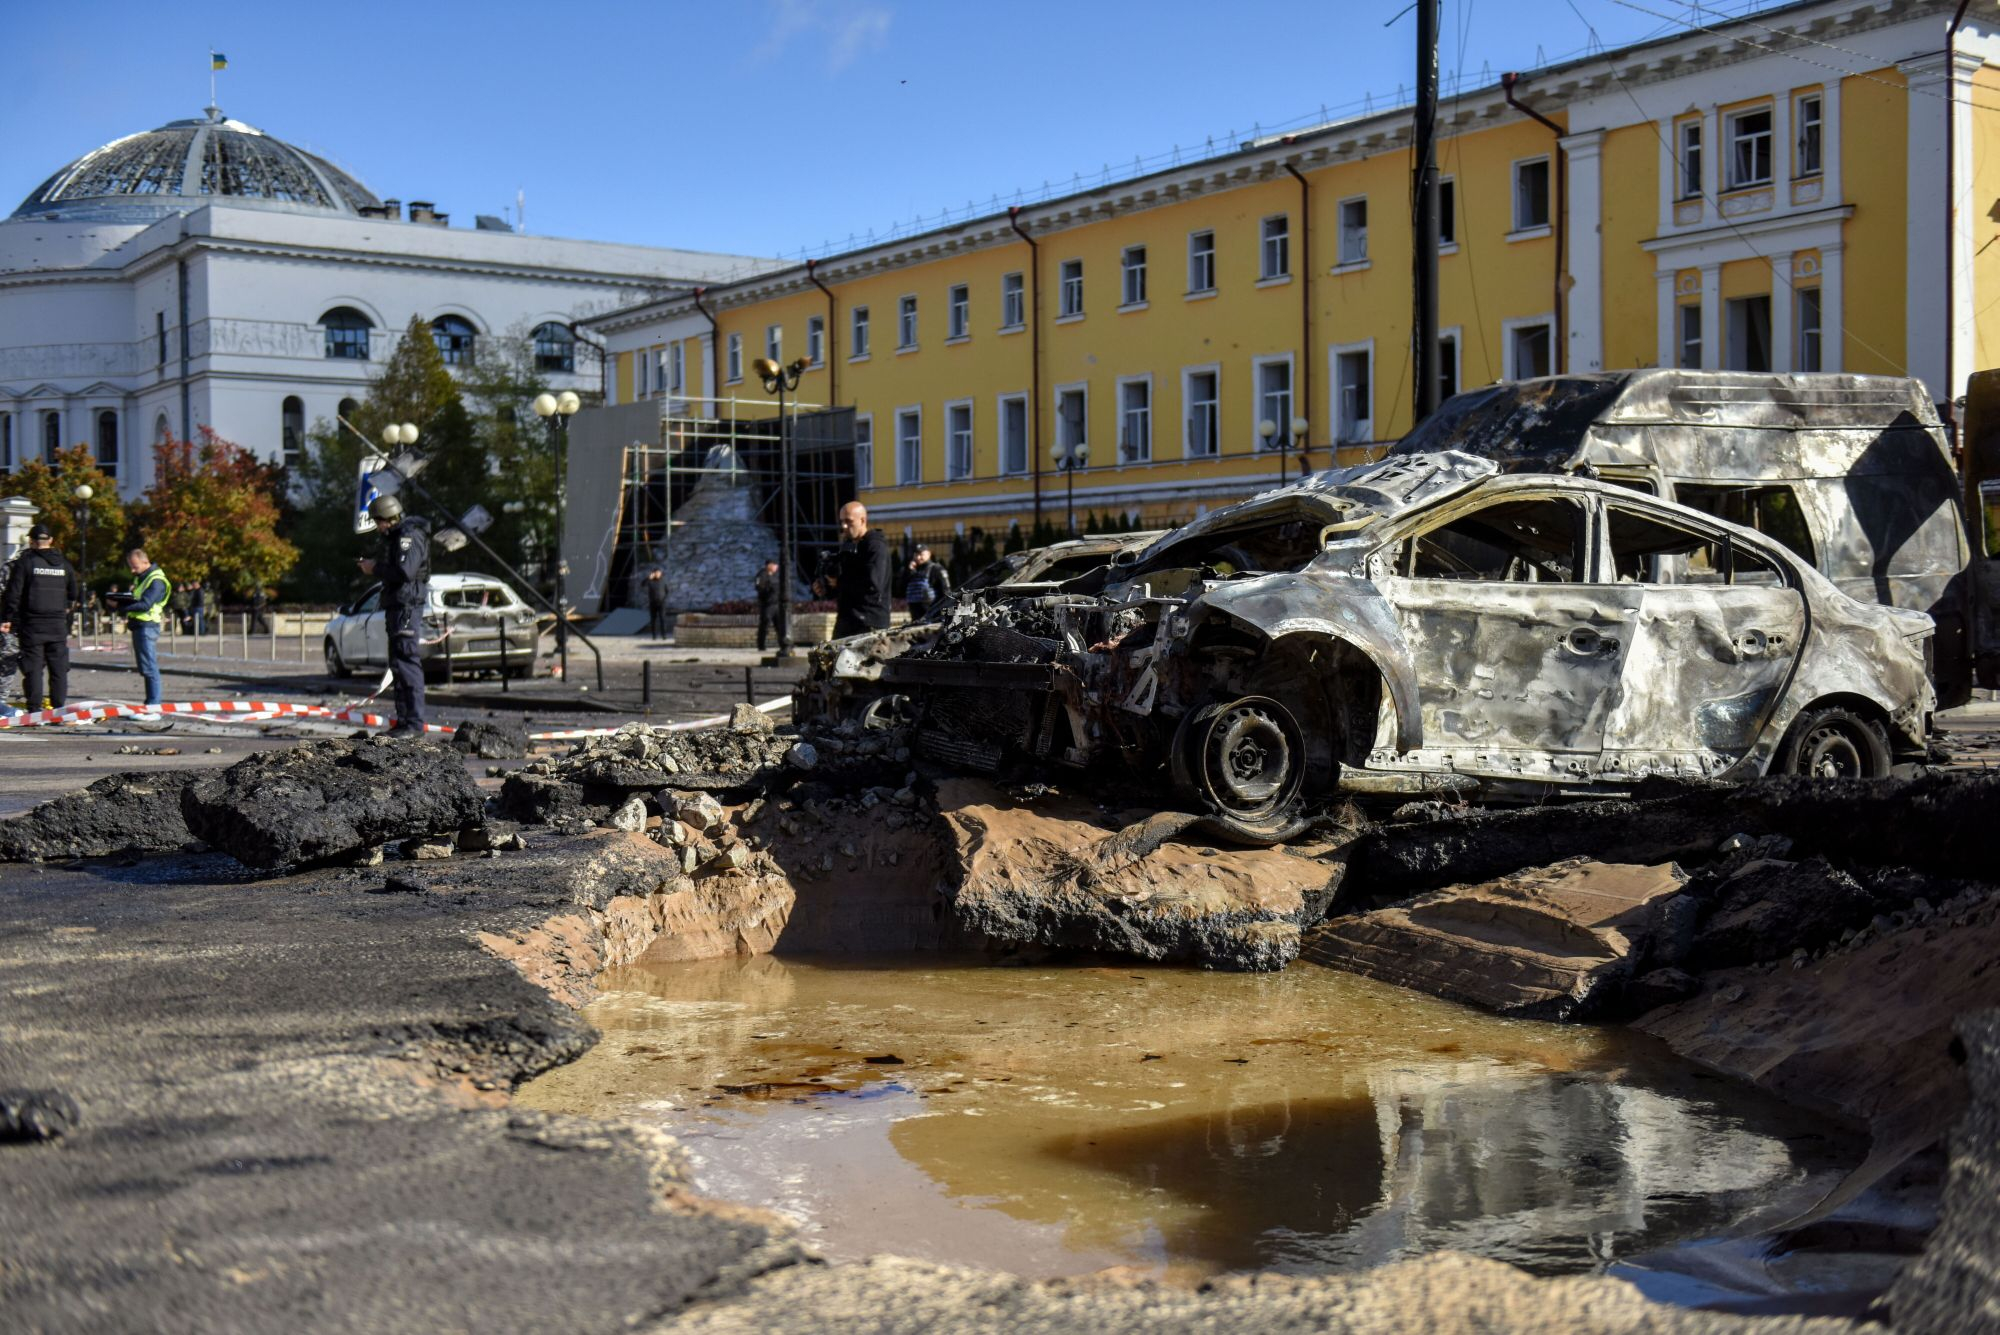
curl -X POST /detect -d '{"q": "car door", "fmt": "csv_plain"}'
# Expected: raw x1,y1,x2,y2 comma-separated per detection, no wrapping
1596,500,1807,779
342,586,382,665
1373,489,1635,785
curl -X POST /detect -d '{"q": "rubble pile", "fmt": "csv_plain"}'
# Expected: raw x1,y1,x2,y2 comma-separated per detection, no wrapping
0,769,212,861
180,738,486,871
449,719,528,760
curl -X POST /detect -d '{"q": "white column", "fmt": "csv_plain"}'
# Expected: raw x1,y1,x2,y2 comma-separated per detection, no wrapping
1822,242,1845,374
1769,250,1794,373
699,332,717,415
1561,130,1606,373
1656,269,1677,368
1700,263,1722,370
1900,52,1953,400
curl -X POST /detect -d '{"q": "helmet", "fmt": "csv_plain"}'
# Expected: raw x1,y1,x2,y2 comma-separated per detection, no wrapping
367,494,404,524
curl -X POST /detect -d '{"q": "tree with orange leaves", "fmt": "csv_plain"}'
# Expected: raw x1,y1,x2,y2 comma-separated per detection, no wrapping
132,429,298,598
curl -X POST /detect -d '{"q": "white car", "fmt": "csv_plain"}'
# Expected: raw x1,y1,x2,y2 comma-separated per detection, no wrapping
324,573,539,681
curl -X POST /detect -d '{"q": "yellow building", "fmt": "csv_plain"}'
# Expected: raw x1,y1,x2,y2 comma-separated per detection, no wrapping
580,0,1999,573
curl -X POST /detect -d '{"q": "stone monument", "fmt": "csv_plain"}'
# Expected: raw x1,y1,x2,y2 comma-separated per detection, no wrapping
655,444,806,612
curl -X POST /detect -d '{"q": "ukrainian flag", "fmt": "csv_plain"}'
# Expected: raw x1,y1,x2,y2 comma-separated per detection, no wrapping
211,53,228,70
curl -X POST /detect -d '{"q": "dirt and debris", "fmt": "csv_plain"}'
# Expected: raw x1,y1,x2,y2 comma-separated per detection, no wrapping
450,719,528,759
0,768,211,861
179,737,487,871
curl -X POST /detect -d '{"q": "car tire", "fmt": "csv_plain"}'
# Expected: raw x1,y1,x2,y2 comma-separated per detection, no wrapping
324,639,349,678
1775,704,1891,780
1172,694,1312,845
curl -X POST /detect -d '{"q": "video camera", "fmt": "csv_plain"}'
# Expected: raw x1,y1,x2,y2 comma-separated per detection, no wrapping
810,549,840,588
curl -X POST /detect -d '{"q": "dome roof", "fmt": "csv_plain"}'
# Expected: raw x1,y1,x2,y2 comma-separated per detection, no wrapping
11,108,381,223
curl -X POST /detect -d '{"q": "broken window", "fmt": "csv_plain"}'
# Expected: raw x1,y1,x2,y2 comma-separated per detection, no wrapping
1438,333,1459,401
1255,360,1292,446
898,296,918,349
1678,120,1703,199
1507,322,1552,380
1796,93,1823,177
1672,484,1816,567
1401,497,1585,583
1678,303,1702,369
1726,295,1772,371
1188,231,1215,293
323,306,373,361
1337,199,1367,265
1185,370,1219,457
431,315,475,366
1119,378,1151,461
1512,158,1550,231
1726,107,1773,189
1606,504,1785,586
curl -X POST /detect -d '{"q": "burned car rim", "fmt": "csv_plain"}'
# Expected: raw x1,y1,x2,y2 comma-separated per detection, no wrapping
1782,705,1891,780
1179,695,1308,832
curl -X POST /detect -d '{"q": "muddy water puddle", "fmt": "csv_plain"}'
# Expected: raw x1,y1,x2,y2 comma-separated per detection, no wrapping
517,955,1859,1279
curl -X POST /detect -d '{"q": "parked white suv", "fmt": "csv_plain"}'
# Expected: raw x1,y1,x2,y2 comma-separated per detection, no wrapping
324,573,539,681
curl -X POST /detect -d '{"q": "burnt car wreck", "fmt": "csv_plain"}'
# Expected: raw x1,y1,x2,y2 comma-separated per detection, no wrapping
801,427,1938,844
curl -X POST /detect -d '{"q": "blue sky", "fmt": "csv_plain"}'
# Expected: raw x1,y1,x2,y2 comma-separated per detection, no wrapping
6,0,1785,261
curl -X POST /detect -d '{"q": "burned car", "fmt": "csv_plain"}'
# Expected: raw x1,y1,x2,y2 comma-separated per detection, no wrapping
805,450,1935,842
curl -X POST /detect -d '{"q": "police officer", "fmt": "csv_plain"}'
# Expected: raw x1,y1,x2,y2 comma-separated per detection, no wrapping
357,495,430,738
0,523,80,711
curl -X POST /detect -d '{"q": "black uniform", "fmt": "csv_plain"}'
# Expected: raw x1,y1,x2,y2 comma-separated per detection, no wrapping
377,518,430,731
831,528,892,638
645,574,669,638
754,565,781,651
1,547,79,710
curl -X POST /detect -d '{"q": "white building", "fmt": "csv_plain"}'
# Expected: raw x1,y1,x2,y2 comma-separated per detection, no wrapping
0,106,776,497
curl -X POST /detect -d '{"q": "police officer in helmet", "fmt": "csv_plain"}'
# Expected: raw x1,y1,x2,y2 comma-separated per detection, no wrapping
357,493,430,738
0,523,80,712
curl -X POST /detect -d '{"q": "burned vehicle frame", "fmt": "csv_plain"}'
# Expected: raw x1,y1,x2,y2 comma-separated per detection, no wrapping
810,451,1935,843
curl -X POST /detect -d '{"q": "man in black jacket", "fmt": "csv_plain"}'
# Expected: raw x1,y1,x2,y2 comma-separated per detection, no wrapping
357,495,430,738
644,568,669,639
753,559,781,651
815,502,891,639
0,524,80,710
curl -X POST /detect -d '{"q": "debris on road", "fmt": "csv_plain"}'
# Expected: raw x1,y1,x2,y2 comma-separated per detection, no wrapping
0,769,212,861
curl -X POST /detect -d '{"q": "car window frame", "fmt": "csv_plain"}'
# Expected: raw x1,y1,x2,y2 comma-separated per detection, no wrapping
1378,483,1594,586
1590,494,1798,591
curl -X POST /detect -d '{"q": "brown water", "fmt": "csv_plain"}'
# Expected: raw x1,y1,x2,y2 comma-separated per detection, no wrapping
517,954,1859,1280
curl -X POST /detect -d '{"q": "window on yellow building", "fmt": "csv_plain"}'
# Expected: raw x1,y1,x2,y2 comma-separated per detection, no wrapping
1337,199,1367,266
898,296,918,349
948,286,969,340
854,414,874,489
1334,347,1372,444
1726,296,1772,371
1185,369,1219,457
1438,179,1456,246
1001,273,1025,329
851,306,870,359
1119,377,1151,462
1188,231,1215,293
1056,386,1087,459
1059,260,1084,318
765,324,782,362
1795,288,1822,371
1439,332,1460,400
1678,121,1703,200
1261,216,1290,279
896,407,922,483
806,316,824,366
1122,246,1147,306
1726,107,1773,189
1512,158,1550,231
946,401,974,479
999,394,1028,474
1679,304,1702,369
1254,358,1292,447
726,333,743,383
1795,93,1823,177
1505,321,1552,379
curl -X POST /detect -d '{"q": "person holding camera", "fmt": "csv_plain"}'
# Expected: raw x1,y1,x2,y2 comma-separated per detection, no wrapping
813,501,891,639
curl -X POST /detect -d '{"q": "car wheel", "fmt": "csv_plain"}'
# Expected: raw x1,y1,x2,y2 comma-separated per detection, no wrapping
1776,705,1891,780
1172,694,1310,845
324,638,349,678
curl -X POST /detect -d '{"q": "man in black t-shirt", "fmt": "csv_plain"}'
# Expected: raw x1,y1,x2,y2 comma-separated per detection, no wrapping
814,502,891,639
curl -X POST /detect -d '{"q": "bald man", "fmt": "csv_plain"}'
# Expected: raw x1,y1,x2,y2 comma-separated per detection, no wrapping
818,501,892,638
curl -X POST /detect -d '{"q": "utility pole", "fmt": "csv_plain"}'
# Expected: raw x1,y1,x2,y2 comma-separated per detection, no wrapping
1412,0,1443,426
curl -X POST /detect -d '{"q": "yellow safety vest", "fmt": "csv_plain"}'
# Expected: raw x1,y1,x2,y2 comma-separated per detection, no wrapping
128,567,169,623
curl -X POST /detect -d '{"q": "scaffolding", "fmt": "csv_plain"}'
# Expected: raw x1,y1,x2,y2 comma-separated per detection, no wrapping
603,396,857,612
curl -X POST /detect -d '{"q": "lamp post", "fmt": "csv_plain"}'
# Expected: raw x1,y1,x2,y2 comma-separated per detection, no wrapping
1051,438,1089,536
73,483,93,648
1290,414,1310,480
531,390,582,681
752,355,808,660
1258,417,1279,480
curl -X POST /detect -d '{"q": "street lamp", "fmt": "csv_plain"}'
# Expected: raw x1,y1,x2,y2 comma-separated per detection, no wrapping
1051,437,1089,536
73,483,92,648
532,390,582,681
753,355,808,660
1290,414,1310,479
1258,417,1278,479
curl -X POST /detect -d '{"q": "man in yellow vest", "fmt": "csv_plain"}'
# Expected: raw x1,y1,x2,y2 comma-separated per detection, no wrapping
119,548,170,706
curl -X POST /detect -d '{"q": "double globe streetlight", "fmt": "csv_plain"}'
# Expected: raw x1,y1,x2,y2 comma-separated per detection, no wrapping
1052,438,1089,537
752,357,807,660
531,391,582,681
1257,415,1312,482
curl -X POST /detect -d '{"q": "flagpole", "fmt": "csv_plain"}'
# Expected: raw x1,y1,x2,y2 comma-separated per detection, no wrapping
209,49,216,110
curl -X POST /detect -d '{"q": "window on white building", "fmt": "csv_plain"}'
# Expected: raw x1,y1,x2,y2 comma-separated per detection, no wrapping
1185,369,1219,457
896,407,922,483
1188,230,1215,293
726,333,743,383
1121,246,1147,306
1506,322,1553,379
1512,158,1551,230
1726,295,1772,371
637,348,651,397
156,311,167,367
431,315,475,365
669,341,685,392
1254,360,1292,447
0,413,12,472
41,410,61,463
851,306,870,358
999,394,1028,474
1059,260,1084,318
1679,303,1703,369
1678,120,1703,200
1795,288,1823,372
898,296,918,349
1001,273,1025,329
92,410,117,478
532,322,574,373
1334,348,1372,444
324,307,373,361
806,315,824,366
948,285,970,340
281,397,304,470
946,401,974,479
1260,215,1290,279
1118,378,1151,462
1796,93,1823,177
1726,107,1774,189
1338,198,1368,265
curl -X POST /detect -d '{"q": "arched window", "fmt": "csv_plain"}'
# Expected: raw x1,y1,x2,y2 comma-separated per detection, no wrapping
42,410,61,462
338,397,359,428
281,397,305,468
95,409,119,478
431,315,476,366
532,322,575,374
321,306,373,360
154,412,171,446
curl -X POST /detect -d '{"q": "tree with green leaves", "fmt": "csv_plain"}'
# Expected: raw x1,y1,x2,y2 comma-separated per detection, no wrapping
132,429,298,597
3,446,126,591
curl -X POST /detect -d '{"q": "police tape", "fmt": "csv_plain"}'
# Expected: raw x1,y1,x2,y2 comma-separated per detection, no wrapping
0,693,795,741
